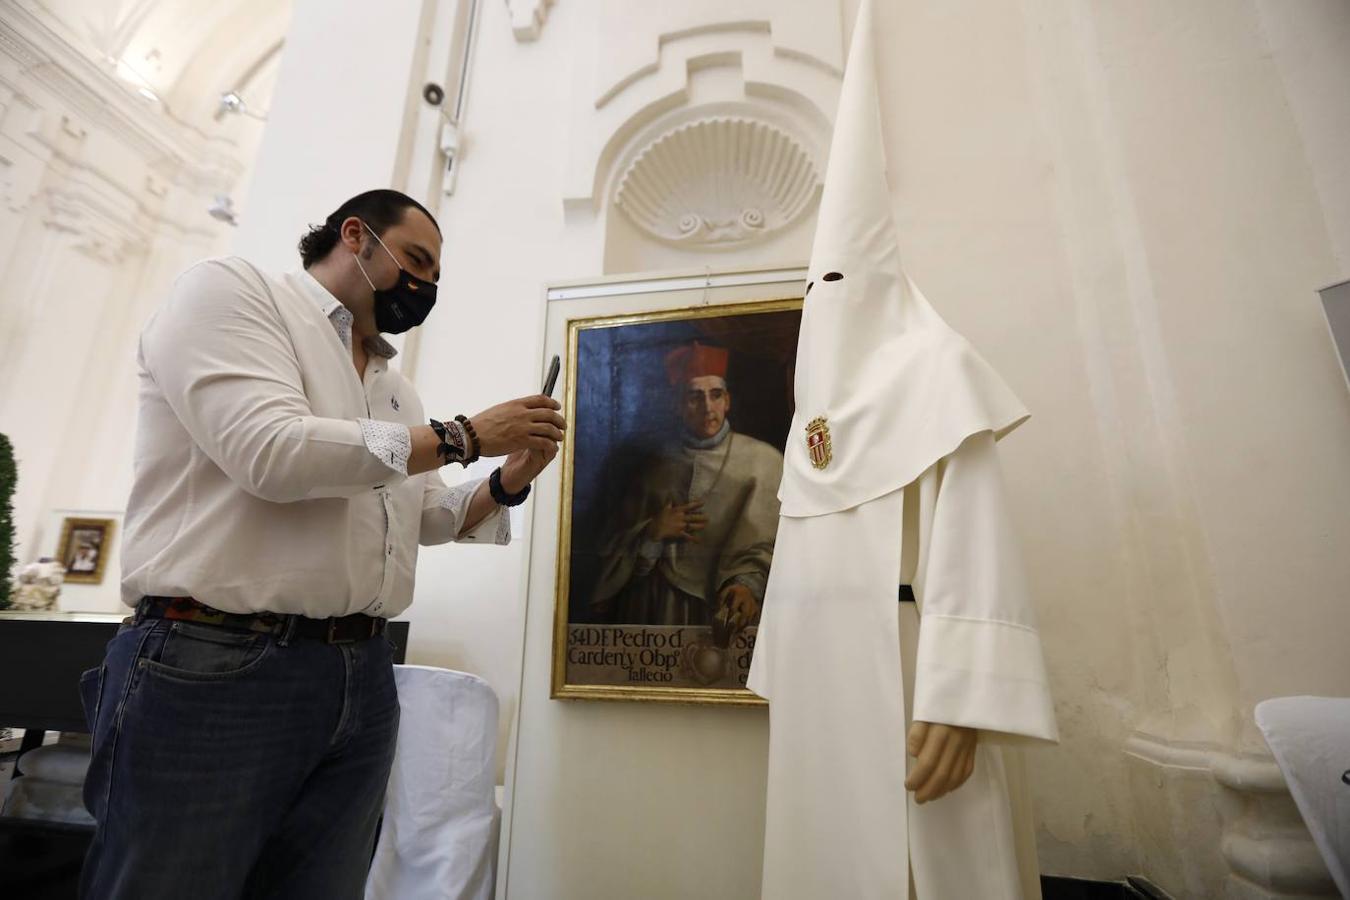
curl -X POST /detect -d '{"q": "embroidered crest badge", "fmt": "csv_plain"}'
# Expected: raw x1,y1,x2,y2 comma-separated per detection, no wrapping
806,416,832,470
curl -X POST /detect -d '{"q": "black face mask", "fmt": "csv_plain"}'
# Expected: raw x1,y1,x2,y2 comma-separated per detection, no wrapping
353,222,438,334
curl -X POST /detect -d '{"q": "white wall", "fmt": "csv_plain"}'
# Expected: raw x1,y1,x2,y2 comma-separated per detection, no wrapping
0,3,279,610
231,0,430,273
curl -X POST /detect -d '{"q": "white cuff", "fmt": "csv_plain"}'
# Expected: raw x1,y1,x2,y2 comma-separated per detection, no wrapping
493,508,512,545
438,479,512,545
358,419,411,475
458,505,511,545
910,614,1058,743
437,479,479,521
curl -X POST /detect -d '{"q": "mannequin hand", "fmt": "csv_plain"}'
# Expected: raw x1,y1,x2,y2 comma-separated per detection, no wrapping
470,395,566,456
905,721,977,804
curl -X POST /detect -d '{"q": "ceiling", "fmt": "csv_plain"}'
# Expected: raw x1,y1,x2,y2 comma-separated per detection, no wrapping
26,0,293,127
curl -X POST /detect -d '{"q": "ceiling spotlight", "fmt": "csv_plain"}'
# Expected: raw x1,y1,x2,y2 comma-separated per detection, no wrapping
215,90,268,122
208,195,238,226
218,91,245,116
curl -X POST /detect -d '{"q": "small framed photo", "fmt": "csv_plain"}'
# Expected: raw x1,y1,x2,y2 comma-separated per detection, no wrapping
56,517,116,585
552,297,803,704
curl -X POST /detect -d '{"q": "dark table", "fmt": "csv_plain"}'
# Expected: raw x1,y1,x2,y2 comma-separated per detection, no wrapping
0,611,410,761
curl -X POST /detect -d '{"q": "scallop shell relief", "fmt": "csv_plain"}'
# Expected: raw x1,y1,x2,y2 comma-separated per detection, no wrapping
615,117,821,248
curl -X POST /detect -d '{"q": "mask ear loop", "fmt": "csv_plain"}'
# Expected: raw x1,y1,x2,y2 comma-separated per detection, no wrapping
348,220,381,292
352,251,379,293
362,220,403,269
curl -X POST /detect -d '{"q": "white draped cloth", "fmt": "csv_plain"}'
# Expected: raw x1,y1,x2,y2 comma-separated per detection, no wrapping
2,742,95,826
1255,696,1350,898
365,666,501,900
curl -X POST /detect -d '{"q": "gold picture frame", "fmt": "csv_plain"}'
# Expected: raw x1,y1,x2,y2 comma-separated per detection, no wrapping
551,297,803,705
56,517,116,585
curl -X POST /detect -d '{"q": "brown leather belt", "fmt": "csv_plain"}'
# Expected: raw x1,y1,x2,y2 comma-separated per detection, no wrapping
137,596,386,644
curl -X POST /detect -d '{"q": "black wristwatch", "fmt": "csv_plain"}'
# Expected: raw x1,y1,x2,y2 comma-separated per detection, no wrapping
489,467,531,507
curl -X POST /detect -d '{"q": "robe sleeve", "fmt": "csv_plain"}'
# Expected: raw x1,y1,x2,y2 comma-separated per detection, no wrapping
910,430,1058,743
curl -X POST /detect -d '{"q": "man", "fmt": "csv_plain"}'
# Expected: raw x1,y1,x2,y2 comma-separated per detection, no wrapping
591,342,783,629
80,189,566,899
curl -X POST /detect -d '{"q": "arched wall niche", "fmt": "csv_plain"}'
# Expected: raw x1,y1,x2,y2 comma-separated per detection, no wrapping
556,18,842,273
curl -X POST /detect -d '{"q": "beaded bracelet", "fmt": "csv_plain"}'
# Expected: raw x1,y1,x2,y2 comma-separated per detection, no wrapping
454,415,481,466
489,466,531,507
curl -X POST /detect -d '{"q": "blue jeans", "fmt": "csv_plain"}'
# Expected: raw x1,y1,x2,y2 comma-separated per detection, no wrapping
79,617,400,899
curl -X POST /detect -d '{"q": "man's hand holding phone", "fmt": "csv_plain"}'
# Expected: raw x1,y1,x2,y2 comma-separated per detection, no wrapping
496,355,564,493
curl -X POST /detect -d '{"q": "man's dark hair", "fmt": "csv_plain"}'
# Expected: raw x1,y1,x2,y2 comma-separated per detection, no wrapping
298,189,441,268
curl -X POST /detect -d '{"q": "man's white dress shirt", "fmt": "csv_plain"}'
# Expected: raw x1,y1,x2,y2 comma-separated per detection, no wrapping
121,257,508,619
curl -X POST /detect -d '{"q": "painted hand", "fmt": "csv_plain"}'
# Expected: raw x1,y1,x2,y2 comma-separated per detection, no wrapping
646,500,707,543
904,721,977,804
717,583,761,627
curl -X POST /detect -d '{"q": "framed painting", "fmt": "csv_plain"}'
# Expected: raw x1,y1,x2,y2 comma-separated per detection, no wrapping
56,517,116,585
551,297,802,704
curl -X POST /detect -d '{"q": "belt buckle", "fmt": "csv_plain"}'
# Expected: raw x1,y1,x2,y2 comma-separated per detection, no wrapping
326,618,355,645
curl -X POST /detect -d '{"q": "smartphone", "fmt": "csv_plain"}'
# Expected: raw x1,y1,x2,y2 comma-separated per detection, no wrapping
542,354,561,397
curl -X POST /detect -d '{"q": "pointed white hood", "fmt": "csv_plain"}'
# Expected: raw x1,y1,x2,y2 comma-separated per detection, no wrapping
779,0,1028,518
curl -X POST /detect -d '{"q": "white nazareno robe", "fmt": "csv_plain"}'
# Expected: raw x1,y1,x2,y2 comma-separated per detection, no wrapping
748,430,1056,899
747,0,1058,894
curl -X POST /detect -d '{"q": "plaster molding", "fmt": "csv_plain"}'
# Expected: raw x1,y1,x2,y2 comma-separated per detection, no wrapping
0,6,246,188
1124,730,1337,897
1122,730,1214,773
595,20,841,112
16,107,228,240
564,20,838,223
0,138,43,216
507,0,554,42
0,20,43,69
0,11,244,240
613,115,820,249
40,183,152,263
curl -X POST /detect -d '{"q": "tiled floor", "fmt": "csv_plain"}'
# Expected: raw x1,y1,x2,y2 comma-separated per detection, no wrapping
0,849,1168,900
